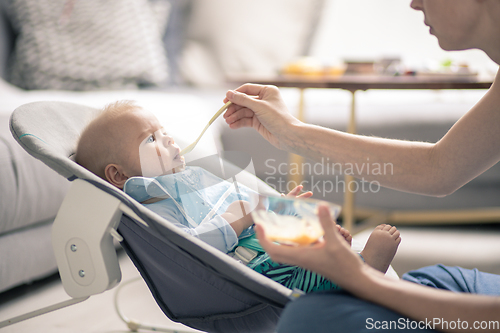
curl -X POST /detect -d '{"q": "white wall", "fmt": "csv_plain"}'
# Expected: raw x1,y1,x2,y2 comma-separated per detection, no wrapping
310,0,498,76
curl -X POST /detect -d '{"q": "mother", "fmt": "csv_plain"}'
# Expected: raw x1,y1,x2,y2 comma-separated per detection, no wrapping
223,1,500,332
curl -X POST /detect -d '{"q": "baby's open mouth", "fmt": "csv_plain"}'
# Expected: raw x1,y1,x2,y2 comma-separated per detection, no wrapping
174,152,185,162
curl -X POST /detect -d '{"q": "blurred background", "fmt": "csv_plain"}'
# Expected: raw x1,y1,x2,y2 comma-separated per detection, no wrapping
310,0,496,76
0,1,499,331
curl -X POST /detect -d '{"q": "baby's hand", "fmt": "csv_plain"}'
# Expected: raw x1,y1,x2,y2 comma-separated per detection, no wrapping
284,185,313,199
221,200,254,236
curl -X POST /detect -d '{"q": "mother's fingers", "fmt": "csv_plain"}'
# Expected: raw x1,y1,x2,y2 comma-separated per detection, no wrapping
225,109,256,130
228,117,254,130
223,103,244,118
225,89,265,112
232,83,271,98
317,204,342,243
224,107,255,123
255,224,281,256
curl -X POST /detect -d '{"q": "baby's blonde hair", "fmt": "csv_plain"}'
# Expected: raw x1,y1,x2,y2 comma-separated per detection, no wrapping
75,100,141,179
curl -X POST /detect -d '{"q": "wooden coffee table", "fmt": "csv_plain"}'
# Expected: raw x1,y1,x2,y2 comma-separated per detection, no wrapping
228,74,495,232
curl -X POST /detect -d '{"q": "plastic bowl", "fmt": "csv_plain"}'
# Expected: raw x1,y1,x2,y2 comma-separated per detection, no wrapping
251,195,341,246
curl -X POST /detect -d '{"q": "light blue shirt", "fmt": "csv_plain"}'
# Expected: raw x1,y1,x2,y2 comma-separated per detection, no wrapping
123,166,256,253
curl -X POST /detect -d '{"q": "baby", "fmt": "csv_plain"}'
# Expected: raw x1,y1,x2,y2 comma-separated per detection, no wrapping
76,100,401,293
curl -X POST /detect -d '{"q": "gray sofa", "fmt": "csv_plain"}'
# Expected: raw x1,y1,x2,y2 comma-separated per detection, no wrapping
0,113,69,293
0,4,66,293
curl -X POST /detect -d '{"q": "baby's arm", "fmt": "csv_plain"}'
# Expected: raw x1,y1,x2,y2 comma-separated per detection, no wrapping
221,200,254,236
146,202,239,253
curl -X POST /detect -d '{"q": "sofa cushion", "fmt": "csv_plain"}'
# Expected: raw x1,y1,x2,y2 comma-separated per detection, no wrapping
0,113,69,235
180,0,325,86
5,0,170,90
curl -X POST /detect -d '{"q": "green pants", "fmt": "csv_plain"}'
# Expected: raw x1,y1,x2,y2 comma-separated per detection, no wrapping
250,253,340,293
239,235,340,293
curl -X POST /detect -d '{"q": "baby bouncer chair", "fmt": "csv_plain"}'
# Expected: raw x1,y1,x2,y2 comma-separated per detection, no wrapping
2,101,296,333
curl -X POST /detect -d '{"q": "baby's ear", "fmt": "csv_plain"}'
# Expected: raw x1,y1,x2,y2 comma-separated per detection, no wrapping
105,164,129,189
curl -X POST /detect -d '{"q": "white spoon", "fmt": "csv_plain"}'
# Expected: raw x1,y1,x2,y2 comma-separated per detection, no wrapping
180,101,232,156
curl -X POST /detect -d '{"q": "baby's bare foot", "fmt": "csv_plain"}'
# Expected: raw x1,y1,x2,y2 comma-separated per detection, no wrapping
336,224,352,246
360,224,401,273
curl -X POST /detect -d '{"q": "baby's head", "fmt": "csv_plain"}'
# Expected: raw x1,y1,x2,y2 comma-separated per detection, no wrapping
76,100,185,189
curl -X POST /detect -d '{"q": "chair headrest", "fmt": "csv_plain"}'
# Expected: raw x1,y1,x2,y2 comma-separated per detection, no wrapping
10,101,103,182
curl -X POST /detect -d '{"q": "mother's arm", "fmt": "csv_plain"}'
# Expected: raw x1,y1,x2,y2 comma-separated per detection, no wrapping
225,71,500,196
256,205,500,333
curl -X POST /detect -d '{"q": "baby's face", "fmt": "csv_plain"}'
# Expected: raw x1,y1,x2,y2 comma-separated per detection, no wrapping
118,109,185,177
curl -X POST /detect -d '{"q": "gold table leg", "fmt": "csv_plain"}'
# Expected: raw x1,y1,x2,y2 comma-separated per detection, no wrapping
288,88,305,189
287,88,357,232
343,90,357,231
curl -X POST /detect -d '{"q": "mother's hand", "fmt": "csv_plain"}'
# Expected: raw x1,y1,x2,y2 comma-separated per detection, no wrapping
255,204,366,289
223,84,301,149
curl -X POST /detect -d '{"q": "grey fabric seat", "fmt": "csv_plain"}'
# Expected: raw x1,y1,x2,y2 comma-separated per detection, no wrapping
10,101,292,333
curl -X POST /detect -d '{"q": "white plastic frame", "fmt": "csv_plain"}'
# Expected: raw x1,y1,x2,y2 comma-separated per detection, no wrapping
52,178,127,298
0,179,145,328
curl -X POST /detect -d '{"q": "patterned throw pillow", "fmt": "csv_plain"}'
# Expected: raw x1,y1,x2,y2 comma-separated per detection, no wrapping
6,0,169,90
